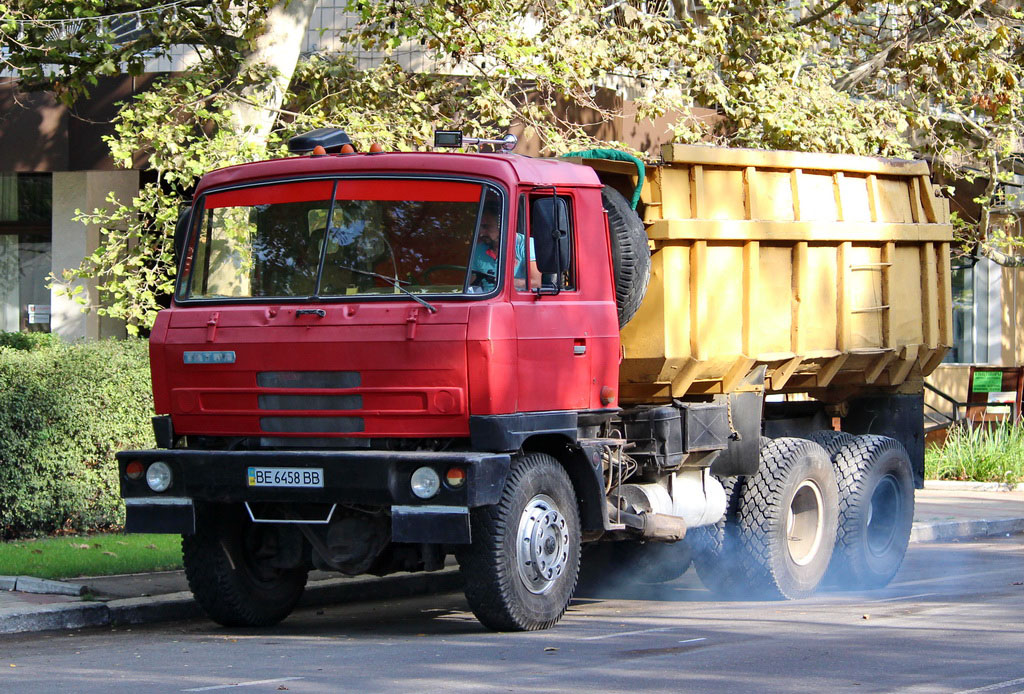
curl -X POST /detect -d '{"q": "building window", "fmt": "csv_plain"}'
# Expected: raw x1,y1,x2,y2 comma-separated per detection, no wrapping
0,173,52,333
947,262,974,364
945,256,1002,365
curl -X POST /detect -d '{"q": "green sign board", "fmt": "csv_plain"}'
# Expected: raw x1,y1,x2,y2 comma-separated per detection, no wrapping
972,371,1004,393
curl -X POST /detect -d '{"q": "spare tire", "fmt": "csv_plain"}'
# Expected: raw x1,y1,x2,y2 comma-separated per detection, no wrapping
601,186,650,328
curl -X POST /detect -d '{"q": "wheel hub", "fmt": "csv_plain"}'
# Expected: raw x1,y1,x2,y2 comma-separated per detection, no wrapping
516,494,570,594
866,474,901,556
786,480,825,567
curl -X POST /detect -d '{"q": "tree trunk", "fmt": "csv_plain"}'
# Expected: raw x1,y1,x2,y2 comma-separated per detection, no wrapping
227,0,320,145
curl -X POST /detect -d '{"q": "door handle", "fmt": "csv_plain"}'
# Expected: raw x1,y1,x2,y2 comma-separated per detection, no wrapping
296,309,326,317
573,338,587,356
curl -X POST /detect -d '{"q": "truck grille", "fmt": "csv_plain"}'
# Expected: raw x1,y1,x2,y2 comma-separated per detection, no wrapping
260,417,365,433
257,371,360,388
258,394,362,411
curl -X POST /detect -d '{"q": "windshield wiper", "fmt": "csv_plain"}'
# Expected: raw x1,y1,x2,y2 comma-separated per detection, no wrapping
335,264,438,314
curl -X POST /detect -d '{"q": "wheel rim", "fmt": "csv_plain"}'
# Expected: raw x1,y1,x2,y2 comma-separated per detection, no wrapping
786,480,825,567
516,494,570,595
866,474,901,556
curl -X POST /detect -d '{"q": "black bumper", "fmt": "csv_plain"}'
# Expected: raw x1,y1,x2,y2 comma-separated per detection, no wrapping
118,448,509,516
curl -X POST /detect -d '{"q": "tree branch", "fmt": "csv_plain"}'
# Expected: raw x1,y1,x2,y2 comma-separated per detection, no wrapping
793,0,847,28
980,244,1024,267
834,0,981,92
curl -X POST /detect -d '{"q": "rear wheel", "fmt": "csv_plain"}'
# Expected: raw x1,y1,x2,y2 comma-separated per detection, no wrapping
690,474,747,597
580,540,692,587
828,435,915,589
808,429,856,458
457,452,581,631
182,505,308,627
734,437,839,599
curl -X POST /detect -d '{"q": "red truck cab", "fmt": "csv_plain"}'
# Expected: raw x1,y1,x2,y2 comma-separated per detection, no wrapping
150,150,620,440
118,136,631,630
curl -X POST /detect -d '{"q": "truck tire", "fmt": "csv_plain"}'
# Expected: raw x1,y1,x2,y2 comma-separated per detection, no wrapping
691,437,771,597
579,540,692,587
626,540,692,583
828,435,915,589
182,505,308,627
601,186,650,328
690,474,747,597
734,437,839,599
808,430,856,458
456,452,581,631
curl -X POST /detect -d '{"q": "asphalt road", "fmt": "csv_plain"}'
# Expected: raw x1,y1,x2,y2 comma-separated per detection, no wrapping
3,536,1022,694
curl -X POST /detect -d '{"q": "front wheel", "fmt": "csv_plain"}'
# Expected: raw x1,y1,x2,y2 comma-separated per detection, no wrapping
457,452,581,631
182,505,308,627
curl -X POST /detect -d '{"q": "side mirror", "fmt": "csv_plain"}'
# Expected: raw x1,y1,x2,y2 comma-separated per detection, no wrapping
173,206,192,269
530,197,570,288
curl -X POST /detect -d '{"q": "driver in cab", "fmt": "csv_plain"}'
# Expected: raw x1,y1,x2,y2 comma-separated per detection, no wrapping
470,206,541,292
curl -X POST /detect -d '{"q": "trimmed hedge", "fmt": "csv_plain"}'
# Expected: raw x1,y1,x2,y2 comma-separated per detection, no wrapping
0,331,61,351
0,337,154,539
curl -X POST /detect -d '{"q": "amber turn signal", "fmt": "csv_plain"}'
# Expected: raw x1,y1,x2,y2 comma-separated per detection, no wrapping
445,466,466,488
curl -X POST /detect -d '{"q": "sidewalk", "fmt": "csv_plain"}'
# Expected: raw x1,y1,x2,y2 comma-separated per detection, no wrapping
2,484,1022,636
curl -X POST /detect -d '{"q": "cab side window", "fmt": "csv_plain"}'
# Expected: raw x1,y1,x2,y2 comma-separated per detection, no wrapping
528,193,575,292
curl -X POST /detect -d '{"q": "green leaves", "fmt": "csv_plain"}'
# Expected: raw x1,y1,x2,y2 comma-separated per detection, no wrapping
0,338,153,539
16,0,1021,330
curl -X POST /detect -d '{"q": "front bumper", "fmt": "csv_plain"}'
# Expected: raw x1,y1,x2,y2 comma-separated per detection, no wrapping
117,448,510,540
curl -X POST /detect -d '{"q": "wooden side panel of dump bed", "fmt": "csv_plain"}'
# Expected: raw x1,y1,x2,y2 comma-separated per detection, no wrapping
577,144,954,404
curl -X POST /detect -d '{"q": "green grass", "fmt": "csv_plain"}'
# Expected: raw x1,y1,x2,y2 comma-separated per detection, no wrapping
0,533,183,580
926,422,1024,485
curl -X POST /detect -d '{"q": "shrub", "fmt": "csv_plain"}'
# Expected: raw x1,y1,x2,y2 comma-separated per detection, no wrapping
0,331,62,351
925,421,1024,485
0,338,154,539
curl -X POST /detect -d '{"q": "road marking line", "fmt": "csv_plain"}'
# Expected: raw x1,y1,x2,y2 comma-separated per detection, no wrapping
951,676,1024,693
870,592,938,603
581,626,685,641
182,677,304,692
678,638,707,644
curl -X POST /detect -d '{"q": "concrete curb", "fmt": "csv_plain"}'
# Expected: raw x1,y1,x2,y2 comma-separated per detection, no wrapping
0,601,108,635
910,517,1024,543
7,576,87,596
1,568,464,636
923,480,1024,492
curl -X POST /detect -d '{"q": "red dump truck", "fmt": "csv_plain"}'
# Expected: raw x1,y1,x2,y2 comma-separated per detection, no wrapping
118,129,953,630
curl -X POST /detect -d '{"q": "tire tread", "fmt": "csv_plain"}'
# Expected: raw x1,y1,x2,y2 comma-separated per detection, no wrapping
457,453,580,631
182,508,307,627
828,435,914,588
601,186,650,328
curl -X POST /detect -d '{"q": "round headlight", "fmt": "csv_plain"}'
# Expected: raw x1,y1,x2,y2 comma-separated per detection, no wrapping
146,461,173,493
410,466,441,499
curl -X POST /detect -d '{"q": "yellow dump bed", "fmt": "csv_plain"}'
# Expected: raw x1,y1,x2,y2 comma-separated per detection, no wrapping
581,144,953,404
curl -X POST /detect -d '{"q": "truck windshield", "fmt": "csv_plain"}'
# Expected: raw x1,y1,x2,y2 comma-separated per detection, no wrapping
179,178,503,300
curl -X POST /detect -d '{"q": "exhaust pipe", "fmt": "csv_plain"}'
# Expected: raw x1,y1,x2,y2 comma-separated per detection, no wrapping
608,502,687,541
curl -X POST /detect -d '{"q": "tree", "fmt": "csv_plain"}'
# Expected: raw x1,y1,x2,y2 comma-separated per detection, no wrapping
2,0,1021,331
3,0,318,330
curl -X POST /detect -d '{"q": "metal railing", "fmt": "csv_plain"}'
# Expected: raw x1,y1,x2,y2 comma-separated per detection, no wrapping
923,381,968,432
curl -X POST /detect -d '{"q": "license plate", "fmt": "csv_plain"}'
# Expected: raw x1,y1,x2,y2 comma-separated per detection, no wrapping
247,467,324,488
